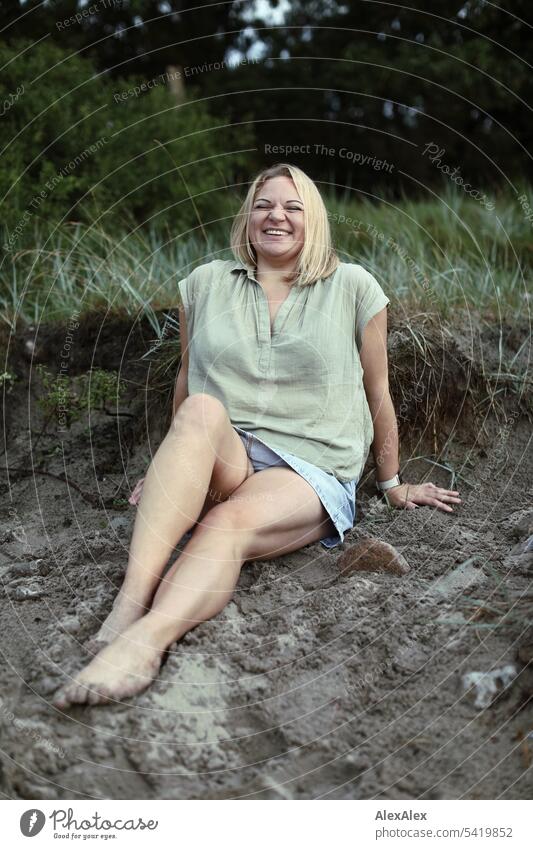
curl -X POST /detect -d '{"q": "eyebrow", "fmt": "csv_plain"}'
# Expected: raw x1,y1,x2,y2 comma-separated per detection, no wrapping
254,197,303,204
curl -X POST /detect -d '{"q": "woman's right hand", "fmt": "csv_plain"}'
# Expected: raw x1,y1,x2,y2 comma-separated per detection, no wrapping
384,481,461,512
128,476,146,506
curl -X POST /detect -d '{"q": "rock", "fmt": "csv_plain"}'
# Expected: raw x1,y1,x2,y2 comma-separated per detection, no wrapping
2,559,51,583
504,550,533,577
337,537,410,576
35,676,61,696
6,583,45,600
59,616,80,635
461,664,517,709
504,509,533,542
7,562,40,578
427,556,484,599
511,535,533,556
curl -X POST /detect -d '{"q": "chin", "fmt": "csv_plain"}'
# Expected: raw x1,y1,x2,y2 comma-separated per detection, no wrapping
254,240,299,255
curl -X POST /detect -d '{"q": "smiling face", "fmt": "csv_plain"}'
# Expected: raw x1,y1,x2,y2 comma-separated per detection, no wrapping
248,175,305,267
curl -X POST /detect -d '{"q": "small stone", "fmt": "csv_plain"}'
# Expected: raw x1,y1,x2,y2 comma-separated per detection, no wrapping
427,556,483,598
511,535,533,556
9,562,39,578
461,664,517,709
7,584,45,600
505,552,533,576
505,509,533,542
59,616,80,635
337,536,410,576
35,676,60,696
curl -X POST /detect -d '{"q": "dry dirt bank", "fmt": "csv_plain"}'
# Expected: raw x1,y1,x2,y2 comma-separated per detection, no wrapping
0,312,531,799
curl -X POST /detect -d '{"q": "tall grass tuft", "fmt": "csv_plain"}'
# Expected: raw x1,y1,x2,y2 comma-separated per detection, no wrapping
1,184,531,331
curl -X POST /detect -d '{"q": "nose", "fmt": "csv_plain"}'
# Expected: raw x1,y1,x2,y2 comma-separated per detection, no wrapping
267,205,286,223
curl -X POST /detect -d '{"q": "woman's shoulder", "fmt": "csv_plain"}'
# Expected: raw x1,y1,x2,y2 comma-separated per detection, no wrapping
187,258,239,281
335,261,388,295
177,259,236,307
336,260,378,281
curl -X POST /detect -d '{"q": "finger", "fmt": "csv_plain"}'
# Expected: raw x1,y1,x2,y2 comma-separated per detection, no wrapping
432,498,453,512
420,489,459,507
405,501,419,510
413,496,453,511
410,494,438,506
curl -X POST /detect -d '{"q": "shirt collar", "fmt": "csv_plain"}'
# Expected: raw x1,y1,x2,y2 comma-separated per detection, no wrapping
229,258,257,279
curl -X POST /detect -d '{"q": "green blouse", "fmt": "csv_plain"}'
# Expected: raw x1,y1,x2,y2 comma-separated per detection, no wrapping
178,258,390,482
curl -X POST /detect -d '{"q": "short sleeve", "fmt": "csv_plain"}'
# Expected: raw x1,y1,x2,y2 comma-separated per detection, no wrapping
352,265,390,351
176,263,210,318
177,268,195,312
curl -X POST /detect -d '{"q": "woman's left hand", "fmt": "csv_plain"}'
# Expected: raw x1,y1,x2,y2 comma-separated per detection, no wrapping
128,476,146,506
383,481,461,513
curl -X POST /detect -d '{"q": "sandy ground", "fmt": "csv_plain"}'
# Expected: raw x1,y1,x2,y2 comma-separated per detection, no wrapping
0,319,531,800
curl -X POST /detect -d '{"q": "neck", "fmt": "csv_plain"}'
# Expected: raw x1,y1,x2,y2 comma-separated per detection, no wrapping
254,255,298,287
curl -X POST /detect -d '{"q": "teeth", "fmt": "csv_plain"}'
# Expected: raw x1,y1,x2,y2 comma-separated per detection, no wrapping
264,229,289,235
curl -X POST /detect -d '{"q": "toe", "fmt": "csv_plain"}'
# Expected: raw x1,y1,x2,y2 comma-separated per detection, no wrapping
69,682,90,704
93,685,113,705
53,682,80,709
86,687,105,706
52,688,70,710
79,683,97,705
89,684,115,705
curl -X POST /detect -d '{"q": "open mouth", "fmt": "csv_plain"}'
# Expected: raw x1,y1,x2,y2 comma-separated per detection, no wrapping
262,228,292,237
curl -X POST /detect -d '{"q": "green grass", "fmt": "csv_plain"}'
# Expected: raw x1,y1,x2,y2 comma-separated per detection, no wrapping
1,181,531,332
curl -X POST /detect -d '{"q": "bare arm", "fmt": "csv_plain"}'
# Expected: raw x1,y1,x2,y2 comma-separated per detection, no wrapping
360,306,399,482
359,307,461,512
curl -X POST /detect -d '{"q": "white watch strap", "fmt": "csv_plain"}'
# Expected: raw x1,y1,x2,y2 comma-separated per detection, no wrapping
376,474,401,491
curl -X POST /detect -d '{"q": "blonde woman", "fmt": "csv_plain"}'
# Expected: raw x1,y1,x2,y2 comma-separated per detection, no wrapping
53,163,460,708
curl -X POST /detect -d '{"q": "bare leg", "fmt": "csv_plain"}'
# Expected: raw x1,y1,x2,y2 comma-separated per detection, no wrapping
53,468,334,708
86,394,253,650
55,525,244,707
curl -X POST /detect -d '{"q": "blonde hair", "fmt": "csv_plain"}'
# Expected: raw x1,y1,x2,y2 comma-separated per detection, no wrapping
229,163,340,287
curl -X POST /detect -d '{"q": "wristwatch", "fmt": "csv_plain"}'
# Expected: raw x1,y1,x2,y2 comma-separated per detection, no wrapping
376,473,402,493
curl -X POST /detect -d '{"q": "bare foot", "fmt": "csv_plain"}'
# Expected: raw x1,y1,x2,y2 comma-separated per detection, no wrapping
84,591,149,652
54,619,165,708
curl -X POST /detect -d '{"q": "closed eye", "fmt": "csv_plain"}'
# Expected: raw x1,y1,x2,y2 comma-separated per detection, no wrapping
254,203,303,211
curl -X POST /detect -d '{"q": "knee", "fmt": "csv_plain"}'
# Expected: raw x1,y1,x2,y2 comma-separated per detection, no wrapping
172,393,228,433
192,501,254,547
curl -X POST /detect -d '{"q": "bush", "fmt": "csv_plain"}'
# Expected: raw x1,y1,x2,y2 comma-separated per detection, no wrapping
0,40,251,246
36,365,127,430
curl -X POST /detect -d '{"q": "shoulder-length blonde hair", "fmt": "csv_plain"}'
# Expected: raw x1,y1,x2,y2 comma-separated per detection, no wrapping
229,163,340,287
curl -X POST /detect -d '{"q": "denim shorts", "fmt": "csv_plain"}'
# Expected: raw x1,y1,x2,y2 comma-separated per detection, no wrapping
177,427,357,550
232,425,357,549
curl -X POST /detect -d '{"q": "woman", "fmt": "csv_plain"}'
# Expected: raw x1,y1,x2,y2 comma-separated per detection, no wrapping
53,163,460,708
